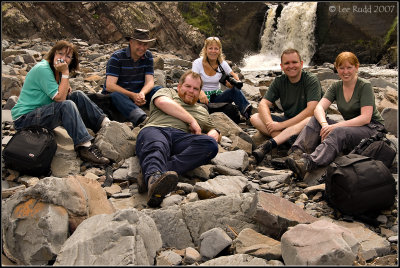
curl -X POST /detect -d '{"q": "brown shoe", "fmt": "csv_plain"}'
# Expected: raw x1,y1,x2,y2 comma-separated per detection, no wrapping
147,171,178,207
285,157,308,181
78,145,110,165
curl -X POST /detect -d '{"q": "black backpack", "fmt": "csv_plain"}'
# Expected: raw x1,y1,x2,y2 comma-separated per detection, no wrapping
350,132,397,168
324,154,396,217
2,126,57,176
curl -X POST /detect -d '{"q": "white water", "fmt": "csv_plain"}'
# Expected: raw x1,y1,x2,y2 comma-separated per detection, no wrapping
242,2,318,71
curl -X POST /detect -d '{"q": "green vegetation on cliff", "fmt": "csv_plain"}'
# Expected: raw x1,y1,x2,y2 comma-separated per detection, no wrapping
384,16,398,47
177,2,219,37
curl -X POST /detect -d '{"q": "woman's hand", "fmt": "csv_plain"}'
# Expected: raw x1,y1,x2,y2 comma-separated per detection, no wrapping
199,91,209,104
320,123,337,141
55,59,69,74
225,80,234,89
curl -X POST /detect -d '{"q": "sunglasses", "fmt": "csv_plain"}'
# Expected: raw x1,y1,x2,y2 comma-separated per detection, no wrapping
206,37,220,41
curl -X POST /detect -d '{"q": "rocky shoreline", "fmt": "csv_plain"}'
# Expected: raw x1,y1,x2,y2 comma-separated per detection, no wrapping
1,38,398,266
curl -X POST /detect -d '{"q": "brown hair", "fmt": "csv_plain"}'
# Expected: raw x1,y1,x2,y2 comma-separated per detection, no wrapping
281,48,302,62
200,37,225,64
334,52,360,69
179,70,203,90
45,40,79,75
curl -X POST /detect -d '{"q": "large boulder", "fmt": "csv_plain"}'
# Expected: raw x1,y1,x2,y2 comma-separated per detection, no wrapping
54,209,162,266
1,175,115,265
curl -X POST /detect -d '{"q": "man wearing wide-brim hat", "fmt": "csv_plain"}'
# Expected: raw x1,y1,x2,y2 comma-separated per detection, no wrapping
102,28,161,127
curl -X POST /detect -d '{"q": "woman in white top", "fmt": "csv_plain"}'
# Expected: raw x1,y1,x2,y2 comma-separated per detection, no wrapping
192,37,252,120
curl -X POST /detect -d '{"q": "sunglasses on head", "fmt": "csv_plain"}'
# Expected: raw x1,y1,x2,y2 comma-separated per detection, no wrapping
206,37,220,41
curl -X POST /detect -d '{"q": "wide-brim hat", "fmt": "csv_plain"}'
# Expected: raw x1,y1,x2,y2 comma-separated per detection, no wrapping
126,28,156,42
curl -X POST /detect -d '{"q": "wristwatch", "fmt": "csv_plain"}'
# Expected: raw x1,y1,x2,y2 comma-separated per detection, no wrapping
214,128,221,135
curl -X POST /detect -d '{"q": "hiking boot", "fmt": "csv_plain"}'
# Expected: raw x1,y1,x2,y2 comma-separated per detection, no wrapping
243,105,253,120
78,145,110,165
288,148,304,161
285,154,315,181
252,140,273,164
147,171,178,207
270,149,304,169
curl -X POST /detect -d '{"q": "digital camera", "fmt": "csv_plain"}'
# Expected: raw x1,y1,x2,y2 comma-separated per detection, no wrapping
219,73,243,89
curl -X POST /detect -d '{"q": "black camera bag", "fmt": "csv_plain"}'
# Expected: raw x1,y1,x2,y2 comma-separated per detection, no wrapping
324,154,396,217
350,133,396,168
2,126,57,176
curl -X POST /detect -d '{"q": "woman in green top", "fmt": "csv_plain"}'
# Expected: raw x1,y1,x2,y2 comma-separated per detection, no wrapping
285,52,385,180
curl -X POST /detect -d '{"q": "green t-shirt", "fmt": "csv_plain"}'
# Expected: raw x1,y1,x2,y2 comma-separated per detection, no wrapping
324,77,384,124
141,88,215,133
11,60,58,120
264,70,322,118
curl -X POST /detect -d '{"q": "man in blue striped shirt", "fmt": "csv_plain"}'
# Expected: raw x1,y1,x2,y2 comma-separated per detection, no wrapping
102,29,161,126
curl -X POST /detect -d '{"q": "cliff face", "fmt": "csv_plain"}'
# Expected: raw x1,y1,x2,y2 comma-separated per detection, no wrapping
314,2,397,65
1,2,267,63
1,2,397,65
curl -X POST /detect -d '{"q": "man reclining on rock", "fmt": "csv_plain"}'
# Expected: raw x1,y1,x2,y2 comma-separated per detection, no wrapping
250,48,323,164
135,70,221,207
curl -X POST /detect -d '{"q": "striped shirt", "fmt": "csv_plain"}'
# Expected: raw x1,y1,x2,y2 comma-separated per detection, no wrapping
102,46,154,93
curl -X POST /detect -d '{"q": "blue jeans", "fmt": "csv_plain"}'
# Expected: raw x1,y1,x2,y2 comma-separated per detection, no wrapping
102,86,162,125
14,90,106,146
136,127,219,184
211,86,250,115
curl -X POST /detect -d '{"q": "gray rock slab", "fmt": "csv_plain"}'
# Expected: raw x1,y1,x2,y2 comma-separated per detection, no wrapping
211,150,249,171
199,227,232,260
234,228,281,260
200,254,268,266
281,220,360,265
181,193,260,246
381,107,398,137
2,200,69,265
331,219,392,261
156,250,182,265
94,121,135,162
2,110,13,123
252,191,317,239
193,175,248,199
143,205,195,249
54,209,162,266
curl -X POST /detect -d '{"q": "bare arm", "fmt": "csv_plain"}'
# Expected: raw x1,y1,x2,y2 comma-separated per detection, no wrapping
53,62,70,102
317,97,373,141
278,100,318,129
105,75,136,99
258,98,274,125
105,75,154,106
153,96,201,134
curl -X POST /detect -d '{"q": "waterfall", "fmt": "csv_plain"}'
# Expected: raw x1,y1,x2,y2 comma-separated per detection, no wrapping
242,2,318,71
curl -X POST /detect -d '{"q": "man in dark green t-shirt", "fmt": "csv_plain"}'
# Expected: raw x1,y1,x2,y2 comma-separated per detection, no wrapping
250,48,323,163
